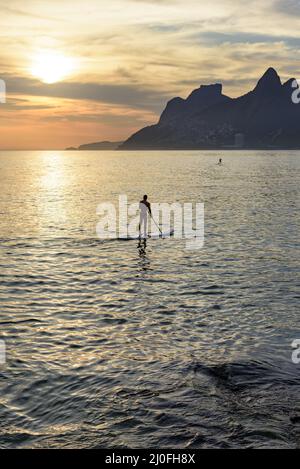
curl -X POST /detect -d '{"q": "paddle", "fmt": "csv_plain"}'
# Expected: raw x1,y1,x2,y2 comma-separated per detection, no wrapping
149,211,163,236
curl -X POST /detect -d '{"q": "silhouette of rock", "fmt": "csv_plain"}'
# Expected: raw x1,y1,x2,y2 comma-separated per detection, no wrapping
66,141,123,151
120,68,300,149
253,67,282,96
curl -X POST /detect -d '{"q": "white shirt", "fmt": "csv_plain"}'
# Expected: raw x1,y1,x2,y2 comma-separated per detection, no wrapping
139,201,148,217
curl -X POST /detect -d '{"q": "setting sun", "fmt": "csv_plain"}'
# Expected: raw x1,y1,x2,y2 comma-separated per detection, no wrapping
30,51,76,84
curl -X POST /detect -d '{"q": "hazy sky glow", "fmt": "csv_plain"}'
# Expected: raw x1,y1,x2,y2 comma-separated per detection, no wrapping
1,0,300,149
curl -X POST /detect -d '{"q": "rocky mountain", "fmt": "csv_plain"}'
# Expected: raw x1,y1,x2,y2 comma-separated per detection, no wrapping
120,68,300,149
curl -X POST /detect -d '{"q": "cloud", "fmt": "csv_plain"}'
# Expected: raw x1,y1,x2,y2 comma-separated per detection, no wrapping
130,0,177,2
194,31,300,48
1,6,58,21
3,74,172,113
42,112,149,127
3,97,56,111
274,0,300,15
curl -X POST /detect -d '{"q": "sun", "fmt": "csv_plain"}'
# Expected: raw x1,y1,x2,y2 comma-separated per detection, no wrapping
30,50,76,84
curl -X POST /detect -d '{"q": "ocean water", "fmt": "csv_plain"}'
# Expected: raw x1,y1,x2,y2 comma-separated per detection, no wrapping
0,150,299,449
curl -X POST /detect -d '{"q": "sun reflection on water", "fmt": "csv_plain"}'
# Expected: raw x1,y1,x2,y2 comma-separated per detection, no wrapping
37,152,69,236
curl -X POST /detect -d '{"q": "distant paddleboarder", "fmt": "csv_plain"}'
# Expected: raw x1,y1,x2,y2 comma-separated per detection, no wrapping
139,195,151,239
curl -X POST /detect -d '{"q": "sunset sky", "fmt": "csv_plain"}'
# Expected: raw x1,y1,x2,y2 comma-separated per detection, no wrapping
1,0,300,149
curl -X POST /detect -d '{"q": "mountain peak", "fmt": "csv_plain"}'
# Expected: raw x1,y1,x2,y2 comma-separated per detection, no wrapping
254,67,282,94
265,67,279,77
187,83,222,102
283,77,296,88
159,83,228,125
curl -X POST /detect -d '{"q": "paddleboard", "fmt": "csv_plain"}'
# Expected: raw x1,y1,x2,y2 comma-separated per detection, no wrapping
118,229,174,240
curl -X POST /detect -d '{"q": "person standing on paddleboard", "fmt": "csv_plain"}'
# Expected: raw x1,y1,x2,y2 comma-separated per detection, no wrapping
139,195,151,239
